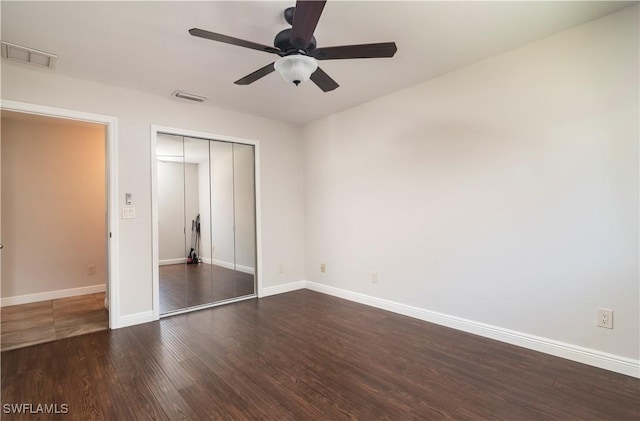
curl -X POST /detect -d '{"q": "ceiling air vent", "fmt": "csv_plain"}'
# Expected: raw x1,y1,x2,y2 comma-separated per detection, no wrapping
172,91,206,103
1,41,57,69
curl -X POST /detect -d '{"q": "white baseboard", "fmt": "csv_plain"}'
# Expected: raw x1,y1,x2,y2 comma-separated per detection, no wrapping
160,257,254,275
304,281,640,379
158,256,256,275
260,281,306,298
1,284,107,307
159,258,186,266
210,258,255,275
117,310,154,329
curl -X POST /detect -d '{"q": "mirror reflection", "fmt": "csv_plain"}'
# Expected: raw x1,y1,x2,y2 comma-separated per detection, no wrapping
157,134,256,315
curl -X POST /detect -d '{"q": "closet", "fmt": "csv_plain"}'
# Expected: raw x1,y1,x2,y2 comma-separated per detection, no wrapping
156,133,256,315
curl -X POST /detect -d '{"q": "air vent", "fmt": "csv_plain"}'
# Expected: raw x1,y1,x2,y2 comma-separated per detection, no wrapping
1,41,57,69
172,91,206,103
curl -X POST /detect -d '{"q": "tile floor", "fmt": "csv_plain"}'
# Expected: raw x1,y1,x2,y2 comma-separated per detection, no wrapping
1,292,108,351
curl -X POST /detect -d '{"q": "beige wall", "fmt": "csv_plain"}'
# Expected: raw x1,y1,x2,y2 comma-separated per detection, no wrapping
1,114,106,299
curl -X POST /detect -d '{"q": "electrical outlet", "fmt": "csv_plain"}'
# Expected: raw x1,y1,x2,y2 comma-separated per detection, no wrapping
320,263,326,273
370,271,378,284
597,309,613,329
278,264,285,273
88,264,96,275
122,207,136,219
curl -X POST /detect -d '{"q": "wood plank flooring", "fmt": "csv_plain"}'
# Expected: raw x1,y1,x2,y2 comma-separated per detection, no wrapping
159,263,255,314
1,293,108,351
2,290,639,420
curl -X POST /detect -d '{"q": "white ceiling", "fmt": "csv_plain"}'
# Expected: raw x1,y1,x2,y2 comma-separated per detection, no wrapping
1,1,635,125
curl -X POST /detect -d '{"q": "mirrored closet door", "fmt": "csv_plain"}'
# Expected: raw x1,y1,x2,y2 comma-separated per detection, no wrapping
156,133,256,315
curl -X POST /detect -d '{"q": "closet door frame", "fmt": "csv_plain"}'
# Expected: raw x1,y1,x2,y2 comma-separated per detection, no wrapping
150,125,262,321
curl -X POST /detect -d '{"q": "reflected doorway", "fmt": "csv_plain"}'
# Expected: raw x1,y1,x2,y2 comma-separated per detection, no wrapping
154,132,257,316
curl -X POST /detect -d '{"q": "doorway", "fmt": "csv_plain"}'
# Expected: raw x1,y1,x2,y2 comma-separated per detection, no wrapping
0,100,119,339
151,126,261,318
0,110,109,350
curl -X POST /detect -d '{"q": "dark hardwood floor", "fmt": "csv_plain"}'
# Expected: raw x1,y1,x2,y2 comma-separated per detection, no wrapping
159,263,255,314
2,290,638,420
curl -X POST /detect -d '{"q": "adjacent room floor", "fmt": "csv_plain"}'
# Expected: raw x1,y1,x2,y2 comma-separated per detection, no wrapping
1,290,638,420
0,292,108,352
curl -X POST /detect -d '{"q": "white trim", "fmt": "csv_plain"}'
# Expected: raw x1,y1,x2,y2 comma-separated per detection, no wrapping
210,258,255,275
151,125,160,321
160,257,255,273
117,311,154,328
253,141,264,298
260,281,307,298
210,259,234,271
175,256,256,275
304,281,640,379
107,115,119,330
1,284,106,307
0,100,119,330
150,124,262,319
159,258,186,266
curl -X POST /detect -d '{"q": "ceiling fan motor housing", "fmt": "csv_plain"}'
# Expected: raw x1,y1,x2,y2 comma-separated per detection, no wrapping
274,28,316,54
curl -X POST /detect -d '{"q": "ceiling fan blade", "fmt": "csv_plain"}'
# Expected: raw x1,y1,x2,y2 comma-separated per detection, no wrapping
189,28,281,55
290,0,326,49
310,67,339,92
312,42,397,60
234,62,276,85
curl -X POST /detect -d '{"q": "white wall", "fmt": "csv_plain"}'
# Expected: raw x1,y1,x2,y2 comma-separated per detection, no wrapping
163,140,256,271
234,144,257,270
157,160,184,262
197,158,211,262
1,115,106,299
210,141,235,266
209,142,256,271
157,160,199,262
183,163,200,258
1,62,305,321
302,6,639,360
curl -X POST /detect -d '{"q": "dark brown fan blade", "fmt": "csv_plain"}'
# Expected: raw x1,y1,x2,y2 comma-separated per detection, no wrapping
290,0,326,48
312,42,397,60
189,28,281,55
234,62,276,85
310,67,339,92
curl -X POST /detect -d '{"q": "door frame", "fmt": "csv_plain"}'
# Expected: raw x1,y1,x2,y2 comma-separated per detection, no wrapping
0,99,119,329
150,125,263,320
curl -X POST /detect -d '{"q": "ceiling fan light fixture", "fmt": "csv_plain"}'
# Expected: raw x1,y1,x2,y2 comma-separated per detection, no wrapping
274,55,318,86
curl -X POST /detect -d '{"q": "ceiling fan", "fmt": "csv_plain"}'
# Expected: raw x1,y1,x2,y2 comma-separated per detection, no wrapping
189,0,397,92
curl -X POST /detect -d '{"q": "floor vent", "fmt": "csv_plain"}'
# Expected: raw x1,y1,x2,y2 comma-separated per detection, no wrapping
1,41,57,69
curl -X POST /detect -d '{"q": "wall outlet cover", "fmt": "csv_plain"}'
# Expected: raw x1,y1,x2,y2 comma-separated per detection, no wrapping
597,309,613,329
